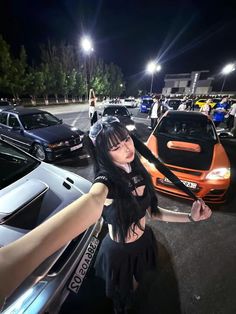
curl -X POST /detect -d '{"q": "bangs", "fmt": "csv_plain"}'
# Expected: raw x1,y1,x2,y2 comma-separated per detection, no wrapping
103,123,129,150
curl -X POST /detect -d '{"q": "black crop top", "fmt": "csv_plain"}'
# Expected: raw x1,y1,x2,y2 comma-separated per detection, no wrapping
93,167,151,225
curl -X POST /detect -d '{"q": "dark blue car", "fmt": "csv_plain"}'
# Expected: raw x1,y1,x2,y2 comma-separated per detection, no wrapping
139,96,154,113
0,108,84,161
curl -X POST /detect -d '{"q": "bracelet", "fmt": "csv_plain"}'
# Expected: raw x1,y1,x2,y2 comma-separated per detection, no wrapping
188,213,196,222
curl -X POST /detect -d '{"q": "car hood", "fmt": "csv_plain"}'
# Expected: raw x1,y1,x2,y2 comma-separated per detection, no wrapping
115,116,134,125
27,124,83,142
156,134,215,170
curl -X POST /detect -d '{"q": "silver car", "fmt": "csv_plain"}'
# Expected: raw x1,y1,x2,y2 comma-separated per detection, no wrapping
0,139,103,313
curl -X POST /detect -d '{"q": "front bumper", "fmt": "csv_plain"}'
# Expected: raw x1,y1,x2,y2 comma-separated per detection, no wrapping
45,143,84,161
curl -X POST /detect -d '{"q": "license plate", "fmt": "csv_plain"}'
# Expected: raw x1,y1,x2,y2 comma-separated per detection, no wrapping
163,177,197,189
68,236,99,294
70,143,82,151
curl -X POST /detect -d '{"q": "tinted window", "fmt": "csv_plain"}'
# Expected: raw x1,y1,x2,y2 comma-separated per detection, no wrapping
0,113,8,125
9,115,20,128
0,101,12,107
156,116,217,141
20,112,61,130
142,99,153,105
103,107,129,116
0,140,39,189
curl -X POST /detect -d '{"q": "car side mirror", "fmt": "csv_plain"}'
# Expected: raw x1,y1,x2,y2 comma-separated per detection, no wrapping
59,119,63,124
218,132,234,138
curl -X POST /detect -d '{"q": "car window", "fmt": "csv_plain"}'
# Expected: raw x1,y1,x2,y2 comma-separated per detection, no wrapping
20,112,61,130
9,114,20,128
0,140,40,189
156,117,217,141
142,99,153,105
0,112,8,125
103,107,129,116
0,101,12,107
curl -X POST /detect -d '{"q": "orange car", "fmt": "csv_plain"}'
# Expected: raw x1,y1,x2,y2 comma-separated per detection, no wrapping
142,111,231,203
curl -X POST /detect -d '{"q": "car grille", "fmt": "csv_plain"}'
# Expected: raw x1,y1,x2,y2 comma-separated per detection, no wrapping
167,166,202,176
66,137,81,146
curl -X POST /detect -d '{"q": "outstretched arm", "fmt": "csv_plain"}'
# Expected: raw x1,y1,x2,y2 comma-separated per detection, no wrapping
0,182,108,307
149,199,212,223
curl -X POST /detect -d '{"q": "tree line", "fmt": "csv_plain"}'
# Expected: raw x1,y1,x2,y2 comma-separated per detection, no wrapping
0,35,125,104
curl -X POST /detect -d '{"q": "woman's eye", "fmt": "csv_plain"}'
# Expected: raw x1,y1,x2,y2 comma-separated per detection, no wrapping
125,136,131,142
110,146,120,151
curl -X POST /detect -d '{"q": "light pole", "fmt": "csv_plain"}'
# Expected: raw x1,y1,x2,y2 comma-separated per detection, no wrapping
146,61,161,94
221,63,235,92
80,36,94,100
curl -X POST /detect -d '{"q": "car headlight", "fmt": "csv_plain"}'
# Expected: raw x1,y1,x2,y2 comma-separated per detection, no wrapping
3,282,47,314
47,141,65,148
206,168,231,180
126,125,136,131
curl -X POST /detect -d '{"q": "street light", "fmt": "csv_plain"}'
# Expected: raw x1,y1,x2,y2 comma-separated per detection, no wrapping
221,63,235,92
80,36,94,54
80,36,94,100
146,61,161,94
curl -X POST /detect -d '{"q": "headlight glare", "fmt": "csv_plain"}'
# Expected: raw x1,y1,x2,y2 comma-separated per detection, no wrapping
206,168,231,180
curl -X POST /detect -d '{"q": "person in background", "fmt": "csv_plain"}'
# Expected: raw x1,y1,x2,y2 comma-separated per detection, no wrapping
185,98,194,111
177,100,187,111
199,99,212,115
89,89,98,126
226,102,236,131
212,97,230,127
148,97,161,130
0,117,212,313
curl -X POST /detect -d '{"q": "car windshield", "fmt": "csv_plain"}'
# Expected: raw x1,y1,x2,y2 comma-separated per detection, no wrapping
142,99,153,105
20,112,61,130
103,107,129,116
0,140,40,189
156,116,217,141
169,100,181,106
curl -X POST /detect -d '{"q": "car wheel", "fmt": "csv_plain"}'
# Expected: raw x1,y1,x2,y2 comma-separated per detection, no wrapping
33,143,46,161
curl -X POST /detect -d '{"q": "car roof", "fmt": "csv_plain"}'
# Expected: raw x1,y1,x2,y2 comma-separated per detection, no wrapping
0,107,48,115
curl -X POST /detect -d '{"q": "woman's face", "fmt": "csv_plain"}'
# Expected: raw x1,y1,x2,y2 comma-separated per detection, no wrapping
108,135,135,164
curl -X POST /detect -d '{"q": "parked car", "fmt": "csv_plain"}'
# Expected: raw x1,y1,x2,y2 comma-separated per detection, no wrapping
0,138,103,313
0,108,85,162
0,100,14,112
142,111,231,203
139,96,154,113
100,105,136,132
162,98,182,112
123,98,137,108
195,98,220,109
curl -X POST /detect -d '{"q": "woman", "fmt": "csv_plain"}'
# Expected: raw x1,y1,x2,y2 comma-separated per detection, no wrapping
199,99,211,115
0,117,211,313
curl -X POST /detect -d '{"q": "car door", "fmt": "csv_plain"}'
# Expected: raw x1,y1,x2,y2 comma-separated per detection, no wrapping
1,113,32,151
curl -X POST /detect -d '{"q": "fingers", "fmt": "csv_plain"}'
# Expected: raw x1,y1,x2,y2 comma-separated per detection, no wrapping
191,199,212,221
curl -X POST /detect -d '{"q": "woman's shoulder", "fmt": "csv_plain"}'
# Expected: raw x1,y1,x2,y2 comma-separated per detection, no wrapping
93,170,112,188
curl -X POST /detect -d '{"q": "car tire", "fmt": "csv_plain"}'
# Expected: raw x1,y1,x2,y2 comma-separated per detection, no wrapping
33,143,46,161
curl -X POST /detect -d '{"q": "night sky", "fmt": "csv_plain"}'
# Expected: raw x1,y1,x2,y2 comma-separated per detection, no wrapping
1,0,236,92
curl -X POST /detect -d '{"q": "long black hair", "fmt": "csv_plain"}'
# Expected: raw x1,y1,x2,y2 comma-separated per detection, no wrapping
85,118,158,243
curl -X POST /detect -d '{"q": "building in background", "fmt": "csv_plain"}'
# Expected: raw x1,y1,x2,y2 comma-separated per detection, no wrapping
162,70,214,96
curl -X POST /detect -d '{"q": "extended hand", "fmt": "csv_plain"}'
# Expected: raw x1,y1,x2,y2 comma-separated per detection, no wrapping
191,199,212,221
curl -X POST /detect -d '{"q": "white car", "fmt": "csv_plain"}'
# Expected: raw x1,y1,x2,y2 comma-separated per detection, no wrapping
123,98,137,108
0,139,103,313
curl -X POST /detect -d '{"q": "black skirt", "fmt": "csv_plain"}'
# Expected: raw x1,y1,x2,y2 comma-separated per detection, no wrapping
94,225,158,307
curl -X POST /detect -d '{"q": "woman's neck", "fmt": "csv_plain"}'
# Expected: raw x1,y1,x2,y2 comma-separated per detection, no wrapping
114,162,131,173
